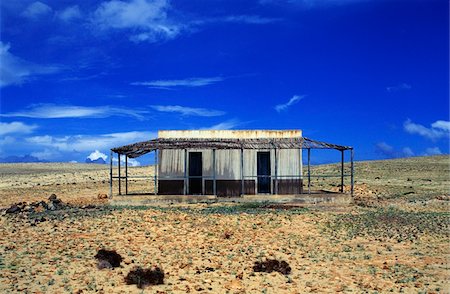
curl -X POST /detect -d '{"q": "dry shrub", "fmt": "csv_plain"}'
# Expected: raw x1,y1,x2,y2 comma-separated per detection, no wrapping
253,259,291,275
124,266,164,288
94,249,123,268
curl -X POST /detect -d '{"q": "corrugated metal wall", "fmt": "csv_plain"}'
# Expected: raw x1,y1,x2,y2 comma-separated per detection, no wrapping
159,148,302,180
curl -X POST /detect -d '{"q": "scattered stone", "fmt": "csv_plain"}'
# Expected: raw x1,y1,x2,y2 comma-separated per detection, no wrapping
253,259,291,275
124,266,164,289
97,193,108,200
6,204,21,214
94,249,123,268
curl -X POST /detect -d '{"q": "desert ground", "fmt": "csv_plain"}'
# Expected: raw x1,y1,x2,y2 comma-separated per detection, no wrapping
0,155,449,293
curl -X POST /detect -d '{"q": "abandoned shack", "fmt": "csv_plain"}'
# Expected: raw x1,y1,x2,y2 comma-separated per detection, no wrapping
110,130,354,197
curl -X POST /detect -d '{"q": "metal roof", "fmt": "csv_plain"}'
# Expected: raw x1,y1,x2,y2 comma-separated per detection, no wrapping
111,137,352,158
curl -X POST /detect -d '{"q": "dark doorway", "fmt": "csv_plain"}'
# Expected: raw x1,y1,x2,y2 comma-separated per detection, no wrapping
189,152,202,194
257,151,271,193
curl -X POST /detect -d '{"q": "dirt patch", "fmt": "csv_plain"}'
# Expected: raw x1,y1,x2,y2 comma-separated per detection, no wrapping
124,266,164,288
253,259,291,275
94,249,123,268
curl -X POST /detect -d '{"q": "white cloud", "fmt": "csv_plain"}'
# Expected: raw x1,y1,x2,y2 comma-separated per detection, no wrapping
375,142,415,158
201,119,241,130
92,0,182,43
275,95,305,112
403,119,450,141
1,104,149,120
402,147,414,157
22,1,52,19
87,150,108,161
431,120,450,132
0,136,16,146
0,42,60,87
131,76,224,89
424,147,442,156
386,83,411,92
25,131,156,153
57,5,82,22
0,121,38,135
151,105,225,117
31,148,60,160
113,156,141,166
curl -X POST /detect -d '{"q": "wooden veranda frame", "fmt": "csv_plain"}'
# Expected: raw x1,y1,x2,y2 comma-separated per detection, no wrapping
109,137,354,197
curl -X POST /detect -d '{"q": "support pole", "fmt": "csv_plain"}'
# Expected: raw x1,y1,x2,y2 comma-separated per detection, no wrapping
299,148,303,194
340,150,344,193
307,148,311,194
125,156,128,195
154,150,158,195
240,148,244,196
183,149,187,195
274,148,278,195
109,151,113,198
118,153,121,195
351,148,354,196
212,149,216,196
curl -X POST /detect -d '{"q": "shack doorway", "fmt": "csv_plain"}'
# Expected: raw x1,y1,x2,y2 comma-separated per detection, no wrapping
189,152,203,194
257,151,271,193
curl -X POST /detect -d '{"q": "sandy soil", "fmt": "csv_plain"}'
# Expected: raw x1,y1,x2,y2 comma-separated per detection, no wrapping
0,156,448,293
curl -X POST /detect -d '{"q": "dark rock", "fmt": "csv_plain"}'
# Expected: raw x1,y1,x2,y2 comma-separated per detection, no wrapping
48,194,57,201
253,259,291,275
6,205,21,214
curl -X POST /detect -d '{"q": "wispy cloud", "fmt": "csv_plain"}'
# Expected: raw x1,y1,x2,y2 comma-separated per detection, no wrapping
0,42,60,87
386,83,411,92
131,76,224,89
1,104,150,120
92,0,182,43
403,119,450,141
423,147,442,156
151,105,225,117
199,15,281,25
259,0,365,8
275,95,305,112
375,142,415,159
21,1,52,19
0,121,38,136
201,119,241,130
56,5,82,22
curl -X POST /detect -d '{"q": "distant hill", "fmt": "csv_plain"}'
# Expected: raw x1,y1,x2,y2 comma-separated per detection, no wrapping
0,155,47,163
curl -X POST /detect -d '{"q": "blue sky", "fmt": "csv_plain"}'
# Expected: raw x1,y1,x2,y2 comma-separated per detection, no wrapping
0,0,448,164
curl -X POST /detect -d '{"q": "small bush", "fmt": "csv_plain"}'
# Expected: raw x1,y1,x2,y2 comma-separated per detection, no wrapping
124,266,164,288
94,249,123,268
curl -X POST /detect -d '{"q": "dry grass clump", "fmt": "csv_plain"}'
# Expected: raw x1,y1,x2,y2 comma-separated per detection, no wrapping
124,266,164,288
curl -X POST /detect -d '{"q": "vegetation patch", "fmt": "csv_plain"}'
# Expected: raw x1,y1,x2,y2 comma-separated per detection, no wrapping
124,266,164,288
196,202,308,215
253,259,291,275
94,249,123,268
325,208,450,241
